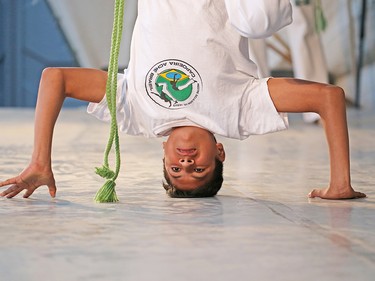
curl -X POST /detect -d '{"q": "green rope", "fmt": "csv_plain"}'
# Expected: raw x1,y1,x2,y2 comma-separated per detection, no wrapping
314,0,327,33
295,0,327,33
95,0,125,203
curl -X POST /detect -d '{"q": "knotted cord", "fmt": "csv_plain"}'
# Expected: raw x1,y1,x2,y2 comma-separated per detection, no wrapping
94,0,125,203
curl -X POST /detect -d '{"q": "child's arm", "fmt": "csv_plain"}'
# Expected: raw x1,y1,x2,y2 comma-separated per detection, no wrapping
0,68,107,198
267,77,366,199
225,0,293,38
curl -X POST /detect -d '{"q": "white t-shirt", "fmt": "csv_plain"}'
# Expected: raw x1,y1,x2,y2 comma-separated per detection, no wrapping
88,0,292,140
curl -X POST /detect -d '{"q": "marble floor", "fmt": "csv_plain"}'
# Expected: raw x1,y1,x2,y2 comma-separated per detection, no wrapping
0,107,374,281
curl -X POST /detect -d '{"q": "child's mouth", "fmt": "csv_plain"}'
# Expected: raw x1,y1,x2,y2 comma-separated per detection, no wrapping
177,148,196,155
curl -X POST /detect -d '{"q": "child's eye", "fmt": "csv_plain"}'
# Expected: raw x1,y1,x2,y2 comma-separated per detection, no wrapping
194,168,205,173
171,167,181,172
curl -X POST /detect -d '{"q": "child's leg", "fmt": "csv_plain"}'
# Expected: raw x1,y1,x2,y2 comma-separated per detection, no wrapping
0,67,107,198
267,77,366,199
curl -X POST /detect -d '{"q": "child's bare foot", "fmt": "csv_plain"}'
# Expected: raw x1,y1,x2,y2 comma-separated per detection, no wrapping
308,187,366,200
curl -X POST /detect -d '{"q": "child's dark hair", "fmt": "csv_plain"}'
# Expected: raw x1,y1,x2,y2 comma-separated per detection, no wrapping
162,158,223,198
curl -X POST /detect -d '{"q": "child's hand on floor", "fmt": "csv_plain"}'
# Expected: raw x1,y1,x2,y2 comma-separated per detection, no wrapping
0,163,56,199
308,186,366,200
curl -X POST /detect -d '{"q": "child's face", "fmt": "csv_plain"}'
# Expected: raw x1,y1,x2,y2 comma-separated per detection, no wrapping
163,126,225,191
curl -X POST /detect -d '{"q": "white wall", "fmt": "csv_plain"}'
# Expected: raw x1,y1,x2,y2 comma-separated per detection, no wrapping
47,0,137,69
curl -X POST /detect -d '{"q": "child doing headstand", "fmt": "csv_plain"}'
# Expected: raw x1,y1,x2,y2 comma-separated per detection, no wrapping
0,0,366,200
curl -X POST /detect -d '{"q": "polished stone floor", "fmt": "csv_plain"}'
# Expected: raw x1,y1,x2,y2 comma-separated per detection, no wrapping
0,107,374,281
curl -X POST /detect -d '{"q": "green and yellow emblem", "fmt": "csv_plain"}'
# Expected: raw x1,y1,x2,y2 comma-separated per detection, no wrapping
145,59,202,109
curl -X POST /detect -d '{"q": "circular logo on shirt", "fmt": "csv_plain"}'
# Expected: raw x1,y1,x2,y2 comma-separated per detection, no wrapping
145,59,202,109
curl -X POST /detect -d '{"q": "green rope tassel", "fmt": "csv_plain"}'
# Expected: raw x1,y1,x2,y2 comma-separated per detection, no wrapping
95,0,125,203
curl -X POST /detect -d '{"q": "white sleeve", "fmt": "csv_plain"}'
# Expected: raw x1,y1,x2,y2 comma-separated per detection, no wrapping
224,0,293,38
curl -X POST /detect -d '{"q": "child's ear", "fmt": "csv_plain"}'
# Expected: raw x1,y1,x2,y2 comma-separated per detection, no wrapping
162,142,166,149
216,143,226,162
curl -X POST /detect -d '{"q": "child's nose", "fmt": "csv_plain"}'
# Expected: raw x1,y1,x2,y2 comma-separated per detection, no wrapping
179,158,194,166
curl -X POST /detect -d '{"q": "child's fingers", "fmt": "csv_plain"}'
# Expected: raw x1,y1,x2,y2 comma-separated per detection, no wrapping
0,184,16,197
1,185,23,198
0,177,17,187
1,175,57,199
23,188,36,198
308,189,321,198
48,184,57,198
354,191,366,198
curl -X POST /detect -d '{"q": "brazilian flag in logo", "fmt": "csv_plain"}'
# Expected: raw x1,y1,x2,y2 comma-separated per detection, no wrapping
155,69,193,102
